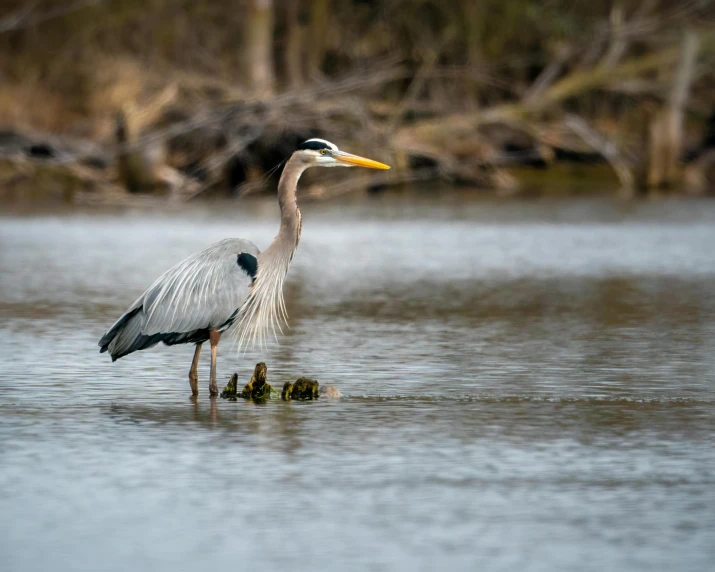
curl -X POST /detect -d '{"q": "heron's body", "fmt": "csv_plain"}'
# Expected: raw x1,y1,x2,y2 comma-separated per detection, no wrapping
98,139,389,395
99,238,259,360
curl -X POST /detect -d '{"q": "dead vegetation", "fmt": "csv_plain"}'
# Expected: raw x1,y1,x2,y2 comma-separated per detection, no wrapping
1,1,714,203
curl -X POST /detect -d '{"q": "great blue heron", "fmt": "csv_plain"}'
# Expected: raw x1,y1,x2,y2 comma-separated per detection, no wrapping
99,139,390,395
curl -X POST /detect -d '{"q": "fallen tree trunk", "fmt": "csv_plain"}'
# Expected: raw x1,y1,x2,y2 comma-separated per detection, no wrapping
393,47,683,151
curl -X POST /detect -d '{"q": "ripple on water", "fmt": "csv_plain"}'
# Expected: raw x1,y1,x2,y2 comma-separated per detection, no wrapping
1,199,715,571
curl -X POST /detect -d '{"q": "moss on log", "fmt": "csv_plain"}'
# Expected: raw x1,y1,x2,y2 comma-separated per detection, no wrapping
220,373,239,399
281,377,319,400
221,364,340,401
239,362,273,400
221,362,275,400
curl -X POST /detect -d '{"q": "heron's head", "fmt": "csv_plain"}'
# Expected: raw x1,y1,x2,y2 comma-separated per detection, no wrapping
294,138,390,170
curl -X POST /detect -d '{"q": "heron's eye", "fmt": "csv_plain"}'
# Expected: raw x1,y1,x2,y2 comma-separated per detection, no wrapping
320,149,327,155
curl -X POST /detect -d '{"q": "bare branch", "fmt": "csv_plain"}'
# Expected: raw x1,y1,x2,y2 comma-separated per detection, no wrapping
564,114,634,192
523,44,573,104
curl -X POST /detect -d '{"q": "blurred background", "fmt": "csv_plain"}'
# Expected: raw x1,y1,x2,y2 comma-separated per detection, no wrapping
2,3,715,572
0,0,714,203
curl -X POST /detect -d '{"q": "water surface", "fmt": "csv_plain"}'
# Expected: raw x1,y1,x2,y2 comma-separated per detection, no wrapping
1,194,714,571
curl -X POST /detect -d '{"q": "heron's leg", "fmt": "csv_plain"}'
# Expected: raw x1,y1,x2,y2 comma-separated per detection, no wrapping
209,330,221,396
189,343,202,396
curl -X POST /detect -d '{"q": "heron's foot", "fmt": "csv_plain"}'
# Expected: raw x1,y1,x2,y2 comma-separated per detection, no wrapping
209,379,219,396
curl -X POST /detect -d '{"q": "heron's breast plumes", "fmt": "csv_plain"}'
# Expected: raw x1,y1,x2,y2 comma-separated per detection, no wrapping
232,219,300,351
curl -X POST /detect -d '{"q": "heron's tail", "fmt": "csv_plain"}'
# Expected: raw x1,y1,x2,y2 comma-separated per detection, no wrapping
98,307,146,361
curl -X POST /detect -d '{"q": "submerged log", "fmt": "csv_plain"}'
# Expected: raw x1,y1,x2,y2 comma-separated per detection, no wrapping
221,362,274,400
220,363,340,401
318,385,342,399
281,378,319,400
220,373,240,399
239,361,274,399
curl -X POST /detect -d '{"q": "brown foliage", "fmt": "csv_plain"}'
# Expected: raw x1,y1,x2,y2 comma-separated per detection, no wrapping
1,0,714,198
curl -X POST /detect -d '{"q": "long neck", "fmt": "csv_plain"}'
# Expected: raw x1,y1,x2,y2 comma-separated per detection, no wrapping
235,155,306,349
266,154,304,259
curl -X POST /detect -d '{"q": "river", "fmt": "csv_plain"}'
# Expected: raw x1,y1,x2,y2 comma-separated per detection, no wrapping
1,193,714,571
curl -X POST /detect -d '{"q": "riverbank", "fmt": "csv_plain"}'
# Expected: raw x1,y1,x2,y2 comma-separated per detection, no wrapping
2,3,714,204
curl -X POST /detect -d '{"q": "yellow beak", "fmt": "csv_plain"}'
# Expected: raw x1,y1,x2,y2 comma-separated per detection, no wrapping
335,152,391,170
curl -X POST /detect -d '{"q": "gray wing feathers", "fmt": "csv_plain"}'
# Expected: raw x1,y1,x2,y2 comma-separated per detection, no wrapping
100,238,258,357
